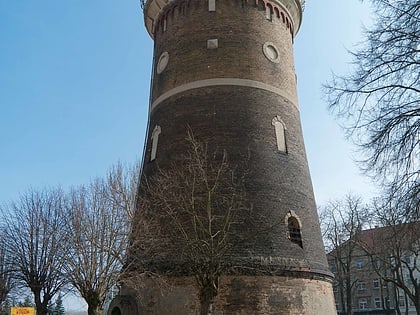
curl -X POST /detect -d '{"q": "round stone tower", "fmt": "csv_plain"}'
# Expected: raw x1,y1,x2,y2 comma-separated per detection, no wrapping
110,0,336,314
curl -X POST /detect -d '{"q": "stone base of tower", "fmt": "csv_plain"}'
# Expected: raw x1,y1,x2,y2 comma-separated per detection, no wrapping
108,275,336,315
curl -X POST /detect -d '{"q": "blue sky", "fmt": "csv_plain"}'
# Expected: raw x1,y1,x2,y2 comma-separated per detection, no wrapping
0,0,376,310
0,0,376,207
0,1,151,205
295,0,377,203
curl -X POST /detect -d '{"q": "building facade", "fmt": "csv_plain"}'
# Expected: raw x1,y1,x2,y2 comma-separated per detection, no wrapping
328,226,420,315
109,0,335,314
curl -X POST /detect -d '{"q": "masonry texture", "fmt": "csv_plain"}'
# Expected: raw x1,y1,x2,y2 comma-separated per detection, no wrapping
110,276,335,315
110,0,336,314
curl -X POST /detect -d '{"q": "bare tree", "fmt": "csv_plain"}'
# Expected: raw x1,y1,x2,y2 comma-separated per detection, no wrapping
320,194,370,315
325,0,420,212
105,161,139,220
0,231,13,310
124,132,250,315
360,198,420,314
1,189,69,315
65,166,133,315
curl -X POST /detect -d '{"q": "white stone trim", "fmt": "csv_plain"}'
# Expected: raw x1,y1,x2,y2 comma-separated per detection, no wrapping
156,51,169,74
265,6,272,20
209,0,216,11
285,210,302,227
272,115,287,152
263,42,280,63
150,125,161,161
150,78,298,112
207,39,218,49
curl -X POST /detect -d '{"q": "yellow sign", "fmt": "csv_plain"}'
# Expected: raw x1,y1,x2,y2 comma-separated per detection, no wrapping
11,307,35,315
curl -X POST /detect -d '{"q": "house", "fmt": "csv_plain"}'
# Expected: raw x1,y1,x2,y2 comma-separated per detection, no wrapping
327,224,420,315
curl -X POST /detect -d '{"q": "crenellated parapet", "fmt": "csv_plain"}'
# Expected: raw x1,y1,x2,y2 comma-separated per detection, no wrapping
143,0,303,39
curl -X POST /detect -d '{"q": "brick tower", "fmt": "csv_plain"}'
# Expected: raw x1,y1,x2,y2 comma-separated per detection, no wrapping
109,0,336,314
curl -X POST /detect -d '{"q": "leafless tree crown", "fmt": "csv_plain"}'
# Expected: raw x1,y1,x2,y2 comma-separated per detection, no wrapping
325,0,419,212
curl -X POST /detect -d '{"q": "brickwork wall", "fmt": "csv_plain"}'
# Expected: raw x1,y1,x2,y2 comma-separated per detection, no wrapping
143,86,328,272
114,275,336,315
151,0,298,107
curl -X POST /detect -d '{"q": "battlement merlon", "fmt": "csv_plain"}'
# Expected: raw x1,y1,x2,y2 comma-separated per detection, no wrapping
143,0,303,38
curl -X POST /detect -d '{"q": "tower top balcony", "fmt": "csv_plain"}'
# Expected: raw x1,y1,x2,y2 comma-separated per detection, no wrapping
142,0,304,38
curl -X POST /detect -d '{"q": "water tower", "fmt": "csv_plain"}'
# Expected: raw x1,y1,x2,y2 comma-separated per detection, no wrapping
110,1,335,314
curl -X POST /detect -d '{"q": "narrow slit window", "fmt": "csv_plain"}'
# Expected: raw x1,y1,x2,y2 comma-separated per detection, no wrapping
150,125,161,161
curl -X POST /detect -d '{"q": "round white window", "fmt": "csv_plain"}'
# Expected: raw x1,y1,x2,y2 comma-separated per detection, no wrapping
263,42,280,63
157,51,169,74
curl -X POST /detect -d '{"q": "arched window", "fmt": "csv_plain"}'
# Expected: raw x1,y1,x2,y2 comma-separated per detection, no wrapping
285,212,303,248
280,12,285,24
272,115,287,153
274,7,280,18
111,307,121,315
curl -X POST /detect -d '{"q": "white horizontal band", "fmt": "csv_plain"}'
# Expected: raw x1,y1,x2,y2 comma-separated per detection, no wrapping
150,78,298,113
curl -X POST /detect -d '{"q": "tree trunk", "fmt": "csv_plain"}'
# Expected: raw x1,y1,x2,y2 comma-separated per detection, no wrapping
199,280,217,315
199,298,213,315
85,289,101,315
33,288,47,315
339,279,346,315
88,304,100,315
345,276,352,315
414,295,420,315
